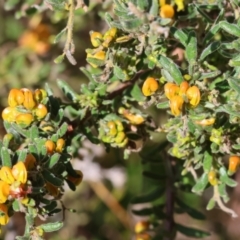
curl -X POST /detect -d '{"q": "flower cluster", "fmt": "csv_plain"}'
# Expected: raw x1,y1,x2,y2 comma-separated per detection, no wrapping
98,120,128,148
86,27,117,68
45,138,65,155
0,161,28,226
2,88,48,127
164,81,201,116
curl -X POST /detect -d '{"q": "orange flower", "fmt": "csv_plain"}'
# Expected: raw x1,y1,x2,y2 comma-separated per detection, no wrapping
21,88,36,110
0,181,10,203
186,86,201,107
164,83,179,100
160,4,175,18
15,113,34,127
0,167,15,185
0,204,9,225
228,156,240,174
45,140,56,155
12,162,27,184
142,77,159,96
179,81,189,96
170,95,184,116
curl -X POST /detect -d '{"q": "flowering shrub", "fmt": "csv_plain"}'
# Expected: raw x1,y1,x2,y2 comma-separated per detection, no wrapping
2,0,240,239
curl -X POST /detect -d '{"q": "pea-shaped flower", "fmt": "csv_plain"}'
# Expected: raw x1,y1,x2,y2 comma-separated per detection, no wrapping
12,162,27,184
164,83,179,100
179,81,189,96
186,86,201,107
8,89,24,107
142,77,159,96
90,31,103,47
0,167,15,184
160,4,175,18
228,156,240,175
21,88,36,110
55,138,65,153
170,95,184,116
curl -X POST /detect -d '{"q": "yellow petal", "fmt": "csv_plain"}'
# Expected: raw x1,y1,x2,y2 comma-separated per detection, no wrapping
12,162,27,184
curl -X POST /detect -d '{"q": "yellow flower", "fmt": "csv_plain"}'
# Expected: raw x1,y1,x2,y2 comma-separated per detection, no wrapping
170,95,184,116
0,181,10,204
164,83,179,100
55,138,65,153
142,77,159,96
0,167,15,185
0,204,9,225
208,170,218,186
21,88,36,110
195,118,215,126
160,4,175,19
12,162,27,184
175,0,184,12
186,86,201,107
90,31,103,47
8,89,24,107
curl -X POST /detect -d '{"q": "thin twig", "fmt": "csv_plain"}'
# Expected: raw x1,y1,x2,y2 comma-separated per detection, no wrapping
88,181,132,229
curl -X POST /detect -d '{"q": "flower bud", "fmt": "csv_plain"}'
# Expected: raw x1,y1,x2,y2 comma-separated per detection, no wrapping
67,170,83,186
0,204,9,225
104,27,117,39
33,104,48,120
45,140,56,155
170,95,184,116
24,154,37,170
164,83,179,100
107,121,117,137
12,162,27,184
21,88,36,110
0,181,10,203
160,4,175,18
179,81,189,96
55,138,65,153
34,89,47,103
15,113,34,127
186,86,201,107
0,167,15,184
195,118,215,126
8,89,25,107
90,31,103,47
142,77,159,96
208,170,218,186
228,156,240,174
135,221,150,234
115,132,126,144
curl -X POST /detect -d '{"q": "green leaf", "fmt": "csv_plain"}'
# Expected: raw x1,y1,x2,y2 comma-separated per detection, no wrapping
131,187,165,204
42,169,63,187
203,23,221,45
220,21,240,37
199,41,221,61
206,198,215,210
57,79,79,102
41,221,63,232
219,167,238,187
17,149,28,162
54,28,67,43
185,31,197,65
122,18,142,30
176,198,205,220
176,224,210,238
149,0,159,17
113,66,127,80
158,56,183,84
137,0,149,11
156,101,169,109
203,151,212,172
228,78,240,95
192,173,208,194
170,27,188,47
29,125,39,139
12,199,20,211
57,122,68,138
54,54,65,64
45,153,61,169
130,84,145,102
1,147,12,167
199,70,221,80
142,171,165,181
